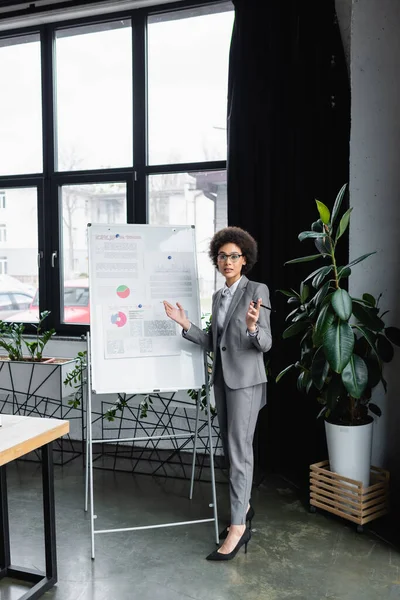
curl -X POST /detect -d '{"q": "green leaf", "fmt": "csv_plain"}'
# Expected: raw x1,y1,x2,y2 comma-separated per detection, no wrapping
337,266,351,279
362,293,376,307
277,289,298,297
311,346,330,390
364,357,382,389
314,236,332,255
304,265,329,284
339,252,376,273
369,403,382,417
321,292,335,307
312,266,333,289
331,288,352,320
292,311,309,322
297,370,311,392
285,307,301,322
331,183,347,226
335,207,353,242
276,364,295,383
300,329,313,350
282,321,309,339
300,282,309,303
285,254,323,265
313,304,335,347
385,326,400,346
313,281,331,307
352,301,385,331
341,354,368,399
353,325,379,361
298,231,328,242
323,321,354,373
315,200,331,224
311,219,324,232
376,334,394,362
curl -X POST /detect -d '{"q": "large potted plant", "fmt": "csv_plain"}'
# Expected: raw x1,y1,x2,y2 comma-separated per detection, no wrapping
277,184,400,487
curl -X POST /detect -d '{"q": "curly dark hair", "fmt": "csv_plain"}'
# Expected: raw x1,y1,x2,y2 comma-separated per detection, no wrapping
209,226,258,275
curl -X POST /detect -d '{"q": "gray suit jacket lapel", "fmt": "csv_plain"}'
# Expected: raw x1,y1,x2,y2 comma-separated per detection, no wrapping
220,275,248,340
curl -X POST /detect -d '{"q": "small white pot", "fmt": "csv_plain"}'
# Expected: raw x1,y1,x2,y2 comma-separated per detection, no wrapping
325,418,374,487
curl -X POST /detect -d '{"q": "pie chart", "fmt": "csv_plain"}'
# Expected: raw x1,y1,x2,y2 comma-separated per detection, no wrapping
117,285,130,299
111,312,127,328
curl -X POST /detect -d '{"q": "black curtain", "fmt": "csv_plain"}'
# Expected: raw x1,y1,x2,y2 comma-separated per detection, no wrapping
227,0,350,486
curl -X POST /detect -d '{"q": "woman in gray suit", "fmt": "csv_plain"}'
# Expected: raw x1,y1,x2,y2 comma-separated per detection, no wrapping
163,226,272,561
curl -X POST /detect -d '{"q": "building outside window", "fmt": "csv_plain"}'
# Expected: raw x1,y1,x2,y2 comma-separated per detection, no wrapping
0,257,8,275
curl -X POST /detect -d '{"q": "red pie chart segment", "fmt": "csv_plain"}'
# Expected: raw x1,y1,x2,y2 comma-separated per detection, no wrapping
111,312,127,328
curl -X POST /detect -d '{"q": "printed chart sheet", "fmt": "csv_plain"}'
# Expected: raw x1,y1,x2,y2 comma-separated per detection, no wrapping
92,231,196,360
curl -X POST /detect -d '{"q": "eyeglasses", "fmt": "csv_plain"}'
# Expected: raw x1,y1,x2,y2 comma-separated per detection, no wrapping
216,253,243,263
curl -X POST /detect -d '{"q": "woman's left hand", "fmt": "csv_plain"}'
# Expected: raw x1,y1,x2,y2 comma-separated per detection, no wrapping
246,298,261,332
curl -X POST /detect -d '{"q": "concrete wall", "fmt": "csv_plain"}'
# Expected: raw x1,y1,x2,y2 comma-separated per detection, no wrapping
346,0,400,490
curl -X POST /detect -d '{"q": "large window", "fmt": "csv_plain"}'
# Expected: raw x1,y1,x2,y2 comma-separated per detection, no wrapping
55,22,133,171
0,188,38,322
0,35,42,176
0,1,234,334
147,7,232,165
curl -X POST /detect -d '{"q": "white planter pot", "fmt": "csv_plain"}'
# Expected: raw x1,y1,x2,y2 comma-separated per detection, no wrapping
0,358,76,401
325,418,374,487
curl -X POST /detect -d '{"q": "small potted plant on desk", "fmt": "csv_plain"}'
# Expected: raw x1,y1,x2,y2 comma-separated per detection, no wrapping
276,185,400,529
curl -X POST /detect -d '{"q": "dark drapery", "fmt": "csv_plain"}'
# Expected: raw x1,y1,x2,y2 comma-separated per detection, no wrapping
227,0,350,485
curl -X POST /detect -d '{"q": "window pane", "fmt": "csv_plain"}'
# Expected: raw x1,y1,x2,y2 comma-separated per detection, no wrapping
61,182,127,324
0,188,38,323
148,4,234,165
148,171,227,315
55,22,133,171
0,35,42,175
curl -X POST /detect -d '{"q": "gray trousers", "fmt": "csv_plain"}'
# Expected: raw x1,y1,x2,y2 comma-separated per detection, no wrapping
213,355,265,525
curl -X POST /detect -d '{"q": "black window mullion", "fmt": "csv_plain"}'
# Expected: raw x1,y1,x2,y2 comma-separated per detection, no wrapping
132,10,147,224
145,160,227,175
41,24,58,332
127,175,135,223
36,178,48,331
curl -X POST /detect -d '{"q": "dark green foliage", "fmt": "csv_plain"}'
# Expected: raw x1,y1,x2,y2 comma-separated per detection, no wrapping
277,185,400,425
0,311,55,362
64,350,87,409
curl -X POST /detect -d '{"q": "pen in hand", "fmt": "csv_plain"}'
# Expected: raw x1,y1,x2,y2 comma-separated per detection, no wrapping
253,301,274,312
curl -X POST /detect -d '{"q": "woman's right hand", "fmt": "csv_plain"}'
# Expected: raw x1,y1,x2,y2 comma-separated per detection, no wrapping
163,301,190,331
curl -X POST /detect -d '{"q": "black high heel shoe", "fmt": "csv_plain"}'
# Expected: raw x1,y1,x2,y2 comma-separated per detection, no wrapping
218,504,255,540
206,527,251,561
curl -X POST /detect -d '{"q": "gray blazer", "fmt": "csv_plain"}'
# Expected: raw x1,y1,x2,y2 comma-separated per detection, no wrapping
183,276,272,390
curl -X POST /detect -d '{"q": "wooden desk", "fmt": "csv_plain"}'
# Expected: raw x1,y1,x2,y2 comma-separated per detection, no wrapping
0,415,69,600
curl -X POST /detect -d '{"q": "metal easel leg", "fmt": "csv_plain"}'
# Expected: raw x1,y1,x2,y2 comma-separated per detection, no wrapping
84,337,89,513
86,332,96,559
189,389,201,500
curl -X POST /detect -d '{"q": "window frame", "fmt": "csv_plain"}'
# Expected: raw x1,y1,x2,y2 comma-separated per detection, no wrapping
0,0,231,336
